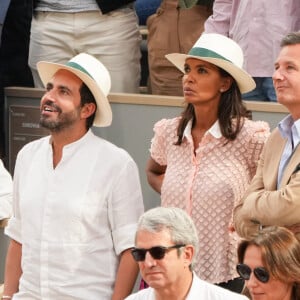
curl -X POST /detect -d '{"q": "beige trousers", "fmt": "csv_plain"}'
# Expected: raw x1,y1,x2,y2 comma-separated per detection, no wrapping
29,9,141,93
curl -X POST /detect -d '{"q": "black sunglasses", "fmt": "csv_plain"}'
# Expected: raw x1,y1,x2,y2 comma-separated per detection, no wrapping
131,244,186,262
236,263,270,283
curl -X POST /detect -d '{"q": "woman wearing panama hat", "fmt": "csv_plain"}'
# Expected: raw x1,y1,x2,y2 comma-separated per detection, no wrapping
146,33,270,291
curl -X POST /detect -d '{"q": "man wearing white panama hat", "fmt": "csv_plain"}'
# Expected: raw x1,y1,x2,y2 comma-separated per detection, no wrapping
2,53,144,300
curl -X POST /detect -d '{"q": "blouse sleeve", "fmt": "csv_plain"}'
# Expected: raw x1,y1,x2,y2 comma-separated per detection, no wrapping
247,121,270,178
149,119,169,166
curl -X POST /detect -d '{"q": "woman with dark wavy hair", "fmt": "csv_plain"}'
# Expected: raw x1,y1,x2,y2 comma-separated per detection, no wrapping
146,33,270,292
237,226,300,300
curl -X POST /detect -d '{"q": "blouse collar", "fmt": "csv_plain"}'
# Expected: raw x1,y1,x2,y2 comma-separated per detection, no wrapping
183,119,222,139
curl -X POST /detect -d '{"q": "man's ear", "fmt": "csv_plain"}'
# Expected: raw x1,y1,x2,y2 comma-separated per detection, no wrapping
81,102,96,119
183,245,194,268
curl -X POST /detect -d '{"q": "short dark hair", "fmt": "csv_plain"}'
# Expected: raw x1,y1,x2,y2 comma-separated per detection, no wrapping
280,31,300,47
79,82,96,129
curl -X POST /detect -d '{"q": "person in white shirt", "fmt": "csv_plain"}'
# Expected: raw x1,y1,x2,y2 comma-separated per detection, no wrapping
0,159,12,220
2,53,144,300
126,207,248,300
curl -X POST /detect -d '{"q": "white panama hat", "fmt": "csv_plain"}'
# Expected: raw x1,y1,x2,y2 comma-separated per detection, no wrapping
166,33,256,93
37,53,112,127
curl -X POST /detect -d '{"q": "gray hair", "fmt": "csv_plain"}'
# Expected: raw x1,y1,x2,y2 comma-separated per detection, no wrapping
136,206,199,269
280,31,300,47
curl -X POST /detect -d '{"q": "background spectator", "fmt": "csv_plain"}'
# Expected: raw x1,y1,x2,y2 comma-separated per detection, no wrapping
29,0,141,93
205,0,300,102
135,0,161,25
147,0,213,96
0,0,34,161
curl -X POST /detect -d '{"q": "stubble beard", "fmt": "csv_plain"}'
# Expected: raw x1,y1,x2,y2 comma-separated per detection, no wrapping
40,108,81,133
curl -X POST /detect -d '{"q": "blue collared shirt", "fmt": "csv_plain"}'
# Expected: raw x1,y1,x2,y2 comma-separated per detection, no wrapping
277,115,300,187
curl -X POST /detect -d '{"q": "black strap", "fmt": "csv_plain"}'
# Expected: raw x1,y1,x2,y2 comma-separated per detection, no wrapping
33,0,134,15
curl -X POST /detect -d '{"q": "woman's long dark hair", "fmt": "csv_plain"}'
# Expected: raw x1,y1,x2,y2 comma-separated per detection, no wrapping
175,68,250,145
80,82,96,130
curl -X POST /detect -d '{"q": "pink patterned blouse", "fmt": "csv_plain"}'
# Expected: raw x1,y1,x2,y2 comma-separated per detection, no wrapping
150,117,270,284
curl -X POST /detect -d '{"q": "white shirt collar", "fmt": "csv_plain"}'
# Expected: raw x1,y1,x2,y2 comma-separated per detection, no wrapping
183,119,222,139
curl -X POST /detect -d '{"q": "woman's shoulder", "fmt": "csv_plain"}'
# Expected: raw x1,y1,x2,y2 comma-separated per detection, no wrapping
153,116,181,131
242,118,270,136
243,118,270,131
234,119,270,147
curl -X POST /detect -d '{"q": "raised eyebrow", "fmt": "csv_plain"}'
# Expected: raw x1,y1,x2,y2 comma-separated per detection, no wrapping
46,82,54,90
58,85,72,93
192,62,212,69
196,63,213,69
286,61,298,68
275,60,297,67
184,63,208,69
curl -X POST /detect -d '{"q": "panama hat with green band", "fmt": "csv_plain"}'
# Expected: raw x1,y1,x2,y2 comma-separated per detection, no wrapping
37,53,112,127
166,33,256,93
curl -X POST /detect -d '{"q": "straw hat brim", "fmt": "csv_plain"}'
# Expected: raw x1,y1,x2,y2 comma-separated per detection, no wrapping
166,53,256,94
37,61,112,127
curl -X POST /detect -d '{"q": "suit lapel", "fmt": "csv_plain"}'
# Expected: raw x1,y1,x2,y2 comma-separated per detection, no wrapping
266,130,286,189
280,144,300,187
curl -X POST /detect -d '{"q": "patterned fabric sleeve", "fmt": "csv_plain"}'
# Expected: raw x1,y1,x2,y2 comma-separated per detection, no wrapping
149,118,171,166
246,120,270,178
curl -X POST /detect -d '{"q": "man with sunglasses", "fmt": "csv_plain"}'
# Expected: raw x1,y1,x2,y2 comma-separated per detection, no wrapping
126,207,248,299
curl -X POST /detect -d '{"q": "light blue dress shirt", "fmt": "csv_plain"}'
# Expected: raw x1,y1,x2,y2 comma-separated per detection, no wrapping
277,115,300,187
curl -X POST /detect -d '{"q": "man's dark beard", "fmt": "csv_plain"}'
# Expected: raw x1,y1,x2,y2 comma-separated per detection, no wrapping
40,108,81,132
